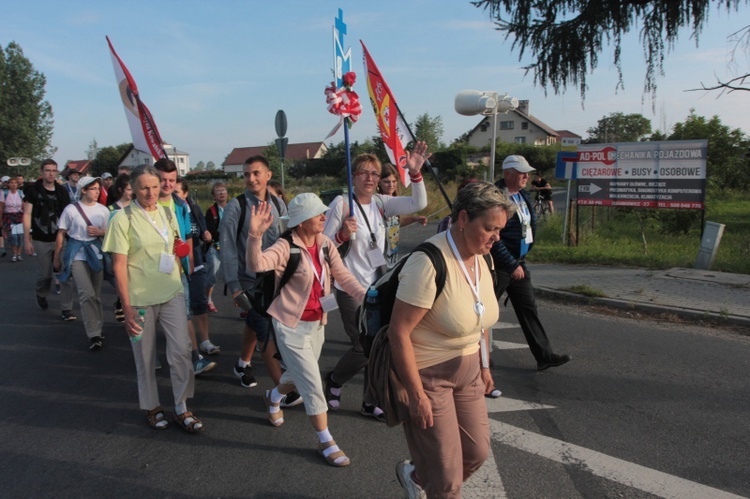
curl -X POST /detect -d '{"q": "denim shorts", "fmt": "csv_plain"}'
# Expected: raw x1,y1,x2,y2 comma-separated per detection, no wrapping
188,267,208,315
244,308,271,342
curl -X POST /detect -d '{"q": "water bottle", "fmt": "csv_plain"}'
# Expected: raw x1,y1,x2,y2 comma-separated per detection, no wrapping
131,309,146,343
365,287,381,337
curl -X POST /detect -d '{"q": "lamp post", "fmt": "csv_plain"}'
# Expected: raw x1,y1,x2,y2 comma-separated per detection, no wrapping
6,157,31,175
455,91,517,183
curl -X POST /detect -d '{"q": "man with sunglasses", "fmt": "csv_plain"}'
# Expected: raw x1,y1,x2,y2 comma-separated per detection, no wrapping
491,155,571,371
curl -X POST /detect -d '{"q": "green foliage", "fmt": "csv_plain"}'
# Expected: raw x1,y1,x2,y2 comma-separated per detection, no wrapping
412,113,445,151
0,41,55,177
533,191,750,274
301,138,386,178
666,110,750,191
90,143,131,177
585,113,652,143
194,161,205,171
472,0,749,100
655,209,702,235
206,161,216,170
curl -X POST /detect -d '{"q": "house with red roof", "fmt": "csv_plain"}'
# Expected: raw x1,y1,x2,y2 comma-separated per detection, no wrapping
464,100,580,148
222,141,327,177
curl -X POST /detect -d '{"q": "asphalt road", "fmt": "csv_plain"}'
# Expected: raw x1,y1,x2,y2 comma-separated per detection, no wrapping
1,236,748,498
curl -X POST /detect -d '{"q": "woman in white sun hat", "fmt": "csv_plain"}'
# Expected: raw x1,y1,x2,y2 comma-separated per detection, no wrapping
246,193,365,468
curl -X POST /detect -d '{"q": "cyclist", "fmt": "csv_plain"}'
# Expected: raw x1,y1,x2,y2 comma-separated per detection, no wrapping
530,173,554,215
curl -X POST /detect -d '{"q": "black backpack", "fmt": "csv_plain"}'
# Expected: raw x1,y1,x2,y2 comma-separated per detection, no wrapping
357,241,495,357
244,230,331,317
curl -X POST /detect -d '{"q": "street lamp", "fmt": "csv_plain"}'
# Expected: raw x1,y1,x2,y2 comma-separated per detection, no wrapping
6,157,31,175
455,91,518,182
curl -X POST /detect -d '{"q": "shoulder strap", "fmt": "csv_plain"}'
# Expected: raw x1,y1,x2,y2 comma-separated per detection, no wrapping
413,242,447,300
209,204,218,219
274,232,302,298
236,194,246,240
73,202,93,226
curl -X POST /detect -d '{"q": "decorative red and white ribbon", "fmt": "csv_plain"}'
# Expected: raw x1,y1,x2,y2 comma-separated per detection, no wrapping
324,72,362,139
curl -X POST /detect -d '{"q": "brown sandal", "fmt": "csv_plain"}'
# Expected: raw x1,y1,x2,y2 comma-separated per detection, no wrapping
264,390,284,427
146,406,169,430
318,440,350,467
173,411,204,433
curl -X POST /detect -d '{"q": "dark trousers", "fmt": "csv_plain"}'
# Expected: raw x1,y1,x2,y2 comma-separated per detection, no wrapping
496,264,554,362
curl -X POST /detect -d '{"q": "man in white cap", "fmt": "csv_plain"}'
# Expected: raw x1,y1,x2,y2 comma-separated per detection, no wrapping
98,172,114,206
490,155,571,371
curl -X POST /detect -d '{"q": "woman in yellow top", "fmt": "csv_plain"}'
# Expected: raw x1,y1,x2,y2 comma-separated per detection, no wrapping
389,182,515,498
103,165,202,433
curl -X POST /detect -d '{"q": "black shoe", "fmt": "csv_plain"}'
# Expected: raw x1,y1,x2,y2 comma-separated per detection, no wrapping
537,354,572,371
55,284,61,295
360,402,386,423
324,372,342,410
280,391,304,408
89,337,103,351
36,295,49,311
61,310,77,321
233,363,257,388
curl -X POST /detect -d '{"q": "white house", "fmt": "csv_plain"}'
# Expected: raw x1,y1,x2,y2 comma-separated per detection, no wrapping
222,142,327,177
117,143,190,176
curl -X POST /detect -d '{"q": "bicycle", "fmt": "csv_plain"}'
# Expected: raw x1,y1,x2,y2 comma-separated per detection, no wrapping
532,192,551,220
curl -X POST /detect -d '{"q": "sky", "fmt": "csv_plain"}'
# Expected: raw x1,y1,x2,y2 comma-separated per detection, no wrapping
3,0,749,167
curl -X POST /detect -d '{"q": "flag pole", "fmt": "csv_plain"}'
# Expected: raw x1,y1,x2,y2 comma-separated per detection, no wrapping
344,118,355,219
396,106,453,211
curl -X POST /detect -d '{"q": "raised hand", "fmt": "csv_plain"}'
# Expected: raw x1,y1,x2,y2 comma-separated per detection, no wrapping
405,141,431,175
249,202,274,237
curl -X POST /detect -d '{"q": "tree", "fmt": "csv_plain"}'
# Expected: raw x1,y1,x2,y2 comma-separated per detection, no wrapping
585,113,652,143
194,161,205,171
206,161,216,170
0,41,55,176
90,142,131,177
86,139,98,161
666,110,749,190
472,1,750,100
412,113,445,151
689,25,750,93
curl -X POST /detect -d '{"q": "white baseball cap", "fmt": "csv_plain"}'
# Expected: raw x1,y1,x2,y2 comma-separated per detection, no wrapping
77,176,101,190
502,155,535,173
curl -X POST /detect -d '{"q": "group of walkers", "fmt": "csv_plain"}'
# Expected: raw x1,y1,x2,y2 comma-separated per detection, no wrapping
10,148,572,498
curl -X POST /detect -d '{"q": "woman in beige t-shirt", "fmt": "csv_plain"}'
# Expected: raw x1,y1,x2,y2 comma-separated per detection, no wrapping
389,182,515,498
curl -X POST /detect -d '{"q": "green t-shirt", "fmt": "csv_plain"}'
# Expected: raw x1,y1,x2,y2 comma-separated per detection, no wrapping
102,205,183,307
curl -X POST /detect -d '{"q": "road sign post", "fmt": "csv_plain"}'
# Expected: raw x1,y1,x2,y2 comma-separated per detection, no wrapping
275,110,287,189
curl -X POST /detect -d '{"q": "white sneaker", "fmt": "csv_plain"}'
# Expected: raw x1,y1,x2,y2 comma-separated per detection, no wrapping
396,460,426,499
199,340,221,355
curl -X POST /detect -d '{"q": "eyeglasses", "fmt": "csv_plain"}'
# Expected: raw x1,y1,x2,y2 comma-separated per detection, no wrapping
356,171,380,179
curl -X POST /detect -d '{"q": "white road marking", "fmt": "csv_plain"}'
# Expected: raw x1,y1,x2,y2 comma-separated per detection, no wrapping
489,420,746,499
492,340,528,350
489,321,518,330
464,444,507,498
486,396,556,413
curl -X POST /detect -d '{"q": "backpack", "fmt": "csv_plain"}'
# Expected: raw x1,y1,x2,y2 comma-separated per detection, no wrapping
244,230,331,317
235,192,283,241
362,241,496,427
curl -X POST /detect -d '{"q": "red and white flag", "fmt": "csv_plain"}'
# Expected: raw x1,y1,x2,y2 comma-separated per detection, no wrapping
361,40,415,187
106,36,167,161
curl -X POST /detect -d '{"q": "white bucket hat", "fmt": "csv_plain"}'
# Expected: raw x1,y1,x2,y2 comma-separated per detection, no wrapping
283,193,329,228
502,155,535,173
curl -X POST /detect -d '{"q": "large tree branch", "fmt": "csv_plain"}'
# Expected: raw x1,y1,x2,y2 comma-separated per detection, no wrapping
686,73,750,94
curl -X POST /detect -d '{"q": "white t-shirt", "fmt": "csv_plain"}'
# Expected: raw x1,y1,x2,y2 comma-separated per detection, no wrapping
323,182,427,288
59,202,111,260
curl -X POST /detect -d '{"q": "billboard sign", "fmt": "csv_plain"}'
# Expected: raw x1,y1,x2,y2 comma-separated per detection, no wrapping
557,140,707,209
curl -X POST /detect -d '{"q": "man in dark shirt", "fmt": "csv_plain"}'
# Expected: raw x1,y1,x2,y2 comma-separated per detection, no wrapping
530,173,554,214
23,159,76,320
491,155,570,371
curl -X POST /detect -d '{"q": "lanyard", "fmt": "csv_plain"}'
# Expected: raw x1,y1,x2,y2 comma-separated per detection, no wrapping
353,195,382,249
511,193,530,225
305,243,327,289
446,230,484,317
134,200,170,251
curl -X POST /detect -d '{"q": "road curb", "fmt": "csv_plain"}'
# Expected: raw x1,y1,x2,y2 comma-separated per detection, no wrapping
534,286,750,328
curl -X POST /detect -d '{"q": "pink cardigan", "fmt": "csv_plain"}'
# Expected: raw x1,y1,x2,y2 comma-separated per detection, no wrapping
247,231,365,328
